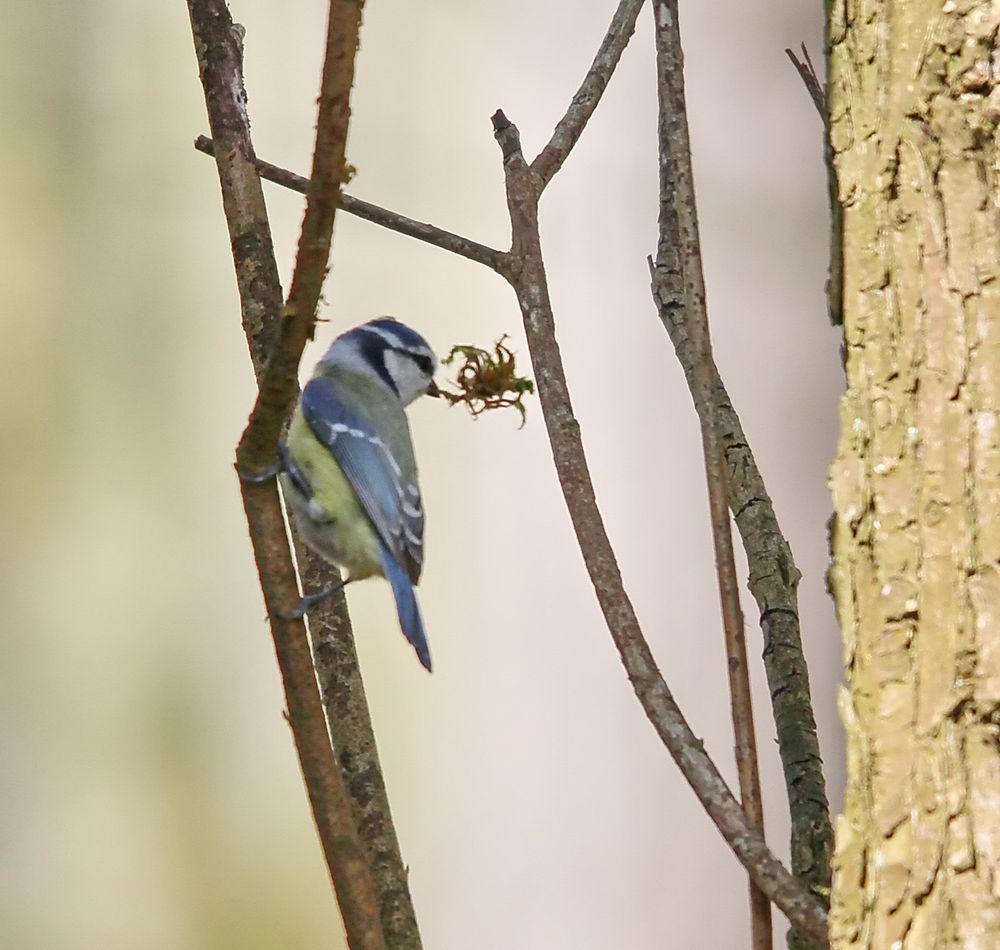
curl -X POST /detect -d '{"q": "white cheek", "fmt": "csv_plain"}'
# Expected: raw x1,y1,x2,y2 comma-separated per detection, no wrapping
383,350,425,403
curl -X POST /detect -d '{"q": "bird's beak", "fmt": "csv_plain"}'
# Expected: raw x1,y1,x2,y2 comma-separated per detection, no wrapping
426,379,442,398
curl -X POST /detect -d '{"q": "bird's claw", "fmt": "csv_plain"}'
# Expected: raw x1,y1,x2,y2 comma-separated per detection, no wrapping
238,460,283,483
278,581,349,620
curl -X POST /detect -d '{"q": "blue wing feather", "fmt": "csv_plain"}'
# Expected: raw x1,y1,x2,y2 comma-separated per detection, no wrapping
301,376,424,583
300,376,431,670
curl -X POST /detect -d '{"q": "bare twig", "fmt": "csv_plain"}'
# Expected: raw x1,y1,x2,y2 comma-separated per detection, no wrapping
193,135,505,270
785,45,826,124
186,27,281,370
491,106,828,946
237,495,385,950
786,43,842,327
655,7,831,948
236,0,365,475
648,5,770,947
531,0,646,188
187,3,390,948
301,566,422,949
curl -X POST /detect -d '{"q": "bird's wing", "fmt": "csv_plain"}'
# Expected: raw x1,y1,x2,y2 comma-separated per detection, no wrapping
300,376,424,583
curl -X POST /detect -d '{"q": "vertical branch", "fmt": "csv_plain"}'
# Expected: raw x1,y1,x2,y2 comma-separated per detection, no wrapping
306,576,423,949
237,0,366,467
654,306,835,923
188,3,396,948
649,3,833,942
268,8,423,943
648,3,770,946
237,487,385,950
185,15,281,372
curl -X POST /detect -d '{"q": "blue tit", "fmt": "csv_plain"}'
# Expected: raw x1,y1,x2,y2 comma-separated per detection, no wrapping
279,317,440,671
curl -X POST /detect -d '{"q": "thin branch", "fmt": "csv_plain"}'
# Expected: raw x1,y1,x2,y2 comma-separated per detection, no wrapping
648,274,834,934
236,0,365,476
786,43,842,327
187,3,391,948
491,108,828,947
237,496,385,950
654,289,835,910
785,45,826,124
185,26,281,371
530,0,646,189
193,135,505,270
653,6,831,948
648,5,770,947
303,564,423,949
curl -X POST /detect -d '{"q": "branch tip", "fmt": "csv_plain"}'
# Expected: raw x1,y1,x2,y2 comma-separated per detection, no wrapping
530,0,645,187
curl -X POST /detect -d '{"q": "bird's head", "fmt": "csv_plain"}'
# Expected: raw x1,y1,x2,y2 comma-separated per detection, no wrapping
320,317,440,406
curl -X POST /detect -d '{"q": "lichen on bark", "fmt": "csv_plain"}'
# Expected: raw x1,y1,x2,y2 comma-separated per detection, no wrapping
828,1,1000,945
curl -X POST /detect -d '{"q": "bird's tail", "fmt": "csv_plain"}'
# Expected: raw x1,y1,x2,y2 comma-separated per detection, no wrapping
378,542,432,672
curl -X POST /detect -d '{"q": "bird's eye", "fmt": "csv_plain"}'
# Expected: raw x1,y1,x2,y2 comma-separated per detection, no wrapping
412,353,434,376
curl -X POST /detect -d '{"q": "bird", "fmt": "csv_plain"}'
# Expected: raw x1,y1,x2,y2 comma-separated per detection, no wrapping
278,317,440,671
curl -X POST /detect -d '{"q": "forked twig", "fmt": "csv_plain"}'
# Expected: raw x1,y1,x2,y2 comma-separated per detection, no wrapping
492,106,827,945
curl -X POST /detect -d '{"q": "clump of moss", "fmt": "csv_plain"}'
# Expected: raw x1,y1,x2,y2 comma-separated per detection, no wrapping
441,336,535,427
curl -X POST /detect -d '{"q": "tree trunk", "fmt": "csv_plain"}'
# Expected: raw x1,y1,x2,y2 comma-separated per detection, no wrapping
828,2,1000,946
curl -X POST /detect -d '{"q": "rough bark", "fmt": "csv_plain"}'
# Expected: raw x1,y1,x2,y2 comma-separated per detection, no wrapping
828,2,1000,946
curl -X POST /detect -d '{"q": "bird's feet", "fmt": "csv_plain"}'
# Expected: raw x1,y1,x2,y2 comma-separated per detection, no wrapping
238,443,292,483
280,580,351,619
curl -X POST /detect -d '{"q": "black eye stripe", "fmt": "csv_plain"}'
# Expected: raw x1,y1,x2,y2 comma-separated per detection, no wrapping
358,333,399,394
387,346,434,376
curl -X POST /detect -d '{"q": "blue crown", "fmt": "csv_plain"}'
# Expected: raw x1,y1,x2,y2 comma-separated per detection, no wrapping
359,317,433,354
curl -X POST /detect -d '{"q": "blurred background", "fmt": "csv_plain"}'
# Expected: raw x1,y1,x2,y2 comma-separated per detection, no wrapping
1,2,843,947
